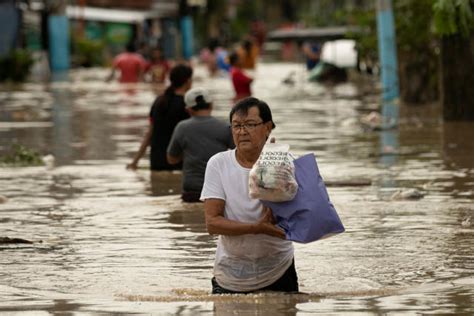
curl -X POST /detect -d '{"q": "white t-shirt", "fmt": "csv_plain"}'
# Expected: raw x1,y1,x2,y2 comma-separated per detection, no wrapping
200,149,294,292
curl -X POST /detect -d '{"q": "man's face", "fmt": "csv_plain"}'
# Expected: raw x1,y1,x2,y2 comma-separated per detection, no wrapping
231,106,272,152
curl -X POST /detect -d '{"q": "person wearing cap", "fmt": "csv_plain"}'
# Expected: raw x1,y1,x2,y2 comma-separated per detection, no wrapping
166,87,234,202
200,97,298,294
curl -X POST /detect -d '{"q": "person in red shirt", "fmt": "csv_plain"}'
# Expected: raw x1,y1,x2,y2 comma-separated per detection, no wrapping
107,43,147,83
229,52,253,103
145,46,171,84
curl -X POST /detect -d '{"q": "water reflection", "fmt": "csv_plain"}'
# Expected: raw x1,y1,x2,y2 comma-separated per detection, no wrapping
149,170,182,196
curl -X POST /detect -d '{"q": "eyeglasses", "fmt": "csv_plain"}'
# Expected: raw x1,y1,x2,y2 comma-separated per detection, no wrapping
230,122,264,132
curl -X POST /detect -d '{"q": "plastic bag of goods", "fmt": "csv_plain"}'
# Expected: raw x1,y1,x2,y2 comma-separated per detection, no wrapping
249,143,298,202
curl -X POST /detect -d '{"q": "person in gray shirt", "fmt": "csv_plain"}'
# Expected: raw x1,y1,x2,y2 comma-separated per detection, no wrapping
167,87,235,202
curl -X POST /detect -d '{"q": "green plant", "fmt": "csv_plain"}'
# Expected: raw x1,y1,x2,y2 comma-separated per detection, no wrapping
73,37,105,67
433,0,474,36
0,144,44,167
0,49,34,82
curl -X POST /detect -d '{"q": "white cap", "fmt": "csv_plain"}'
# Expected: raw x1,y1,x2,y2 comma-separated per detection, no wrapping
184,87,213,109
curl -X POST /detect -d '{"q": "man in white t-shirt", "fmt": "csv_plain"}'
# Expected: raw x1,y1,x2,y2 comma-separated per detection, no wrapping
200,97,298,294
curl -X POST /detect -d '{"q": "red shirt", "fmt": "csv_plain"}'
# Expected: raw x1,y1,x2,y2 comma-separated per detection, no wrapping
112,52,146,83
231,67,252,101
146,60,170,83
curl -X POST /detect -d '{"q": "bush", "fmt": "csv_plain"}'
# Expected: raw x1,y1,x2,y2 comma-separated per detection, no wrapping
73,37,105,67
0,49,34,82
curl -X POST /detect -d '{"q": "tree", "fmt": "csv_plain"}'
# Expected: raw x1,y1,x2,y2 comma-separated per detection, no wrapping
434,0,474,120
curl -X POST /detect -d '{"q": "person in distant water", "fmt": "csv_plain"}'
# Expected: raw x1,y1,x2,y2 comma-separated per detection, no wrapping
215,47,231,73
126,64,193,171
201,97,298,294
302,41,321,71
201,39,231,76
205,39,220,77
250,19,266,52
236,37,259,70
145,46,171,84
167,87,234,202
229,52,253,102
107,43,147,83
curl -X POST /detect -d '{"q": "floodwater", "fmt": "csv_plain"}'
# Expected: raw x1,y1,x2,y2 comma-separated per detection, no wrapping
0,63,473,315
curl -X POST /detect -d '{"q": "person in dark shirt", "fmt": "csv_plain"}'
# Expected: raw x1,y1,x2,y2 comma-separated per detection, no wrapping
126,64,193,171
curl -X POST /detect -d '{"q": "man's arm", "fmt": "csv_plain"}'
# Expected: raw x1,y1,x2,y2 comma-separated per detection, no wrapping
204,198,286,238
106,68,116,82
166,125,183,165
126,124,152,170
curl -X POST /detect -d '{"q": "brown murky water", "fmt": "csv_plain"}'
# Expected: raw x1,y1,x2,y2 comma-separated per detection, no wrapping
0,63,473,314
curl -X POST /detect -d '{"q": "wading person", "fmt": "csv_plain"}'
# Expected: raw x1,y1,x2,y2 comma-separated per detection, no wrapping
107,43,147,83
229,52,253,103
167,88,234,202
126,64,193,171
200,97,298,293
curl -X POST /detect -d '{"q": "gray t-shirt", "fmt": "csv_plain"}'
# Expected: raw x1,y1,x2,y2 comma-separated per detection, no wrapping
167,116,234,192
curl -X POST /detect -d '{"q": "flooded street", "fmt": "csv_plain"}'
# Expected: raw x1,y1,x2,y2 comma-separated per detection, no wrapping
0,63,473,314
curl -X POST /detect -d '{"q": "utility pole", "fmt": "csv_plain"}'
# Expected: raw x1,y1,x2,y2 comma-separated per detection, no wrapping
376,0,399,103
179,0,193,60
47,0,70,71
376,0,399,168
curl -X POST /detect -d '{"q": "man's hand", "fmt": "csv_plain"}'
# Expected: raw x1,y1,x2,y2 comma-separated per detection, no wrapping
257,206,286,239
126,162,138,170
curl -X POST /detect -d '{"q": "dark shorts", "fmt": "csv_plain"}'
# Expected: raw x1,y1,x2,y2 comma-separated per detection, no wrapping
211,259,299,294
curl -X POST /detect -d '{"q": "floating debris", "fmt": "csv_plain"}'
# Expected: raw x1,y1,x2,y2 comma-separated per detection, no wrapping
390,188,425,200
0,237,34,244
0,144,44,167
461,216,471,228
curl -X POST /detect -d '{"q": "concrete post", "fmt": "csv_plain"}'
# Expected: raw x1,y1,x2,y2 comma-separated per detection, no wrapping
179,0,193,60
377,0,399,168
376,0,399,103
48,15,70,71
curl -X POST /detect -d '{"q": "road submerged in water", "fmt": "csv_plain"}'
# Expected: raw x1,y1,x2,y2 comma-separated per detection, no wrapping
0,63,473,314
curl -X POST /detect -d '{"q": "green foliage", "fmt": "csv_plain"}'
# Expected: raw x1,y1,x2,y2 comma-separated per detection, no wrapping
229,0,259,42
0,49,34,82
72,37,105,67
346,8,378,61
0,144,44,167
395,0,436,52
433,0,474,36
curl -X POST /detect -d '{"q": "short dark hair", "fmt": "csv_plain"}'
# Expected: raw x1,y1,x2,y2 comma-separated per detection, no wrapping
125,42,136,53
191,94,211,111
229,52,239,66
230,97,275,129
169,64,193,88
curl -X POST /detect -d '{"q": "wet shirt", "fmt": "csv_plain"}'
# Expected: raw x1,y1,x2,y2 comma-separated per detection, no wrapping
167,116,234,192
112,52,146,83
146,60,170,83
230,67,252,101
200,149,294,292
149,93,190,171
